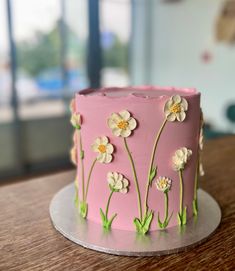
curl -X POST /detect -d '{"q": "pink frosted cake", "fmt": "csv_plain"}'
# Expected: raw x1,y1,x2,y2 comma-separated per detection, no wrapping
69,86,203,234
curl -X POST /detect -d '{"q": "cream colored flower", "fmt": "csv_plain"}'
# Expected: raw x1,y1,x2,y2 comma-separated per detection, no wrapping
107,110,137,138
107,172,129,193
156,176,172,192
164,95,188,122
71,113,81,129
91,136,114,163
199,162,205,176
70,98,76,113
70,146,77,165
199,110,204,150
172,147,192,171
199,129,203,151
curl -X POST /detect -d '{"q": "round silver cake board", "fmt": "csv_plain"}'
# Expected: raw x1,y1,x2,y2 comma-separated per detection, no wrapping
49,183,221,256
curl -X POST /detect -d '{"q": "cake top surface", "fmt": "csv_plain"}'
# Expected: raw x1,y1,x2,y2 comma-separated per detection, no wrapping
77,86,199,100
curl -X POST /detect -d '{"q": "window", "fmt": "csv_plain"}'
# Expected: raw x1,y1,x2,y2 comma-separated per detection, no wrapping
100,0,131,86
0,0,89,179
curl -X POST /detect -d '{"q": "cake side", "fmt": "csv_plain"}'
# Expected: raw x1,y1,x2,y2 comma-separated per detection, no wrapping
70,86,202,233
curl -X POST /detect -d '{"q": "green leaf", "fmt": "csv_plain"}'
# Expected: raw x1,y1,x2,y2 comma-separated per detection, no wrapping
193,199,198,216
133,218,142,232
80,150,84,159
76,124,81,130
149,166,157,184
100,208,106,223
182,206,187,225
157,212,164,229
74,180,79,208
165,211,174,227
106,213,117,229
142,209,148,224
134,212,154,234
142,211,153,234
177,212,182,226
79,201,88,218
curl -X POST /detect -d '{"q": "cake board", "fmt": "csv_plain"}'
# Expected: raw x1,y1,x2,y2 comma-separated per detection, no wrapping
49,183,221,257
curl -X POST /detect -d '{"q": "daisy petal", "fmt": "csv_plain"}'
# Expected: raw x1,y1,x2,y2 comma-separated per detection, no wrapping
122,178,129,187
111,113,121,122
107,172,113,180
95,137,101,145
108,118,117,129
128,117,137,130
112,128,121,137
164,99,173,111
115,180,123,189
113,172,119,180
104,154,112,164
199,163,205,176
176,111,186,122
167,113,176,122
120,188,127,194
106,143,114,154
97,153,106,163
117,173,123,182
108,177,115,186
120,128,131,137
91,143,99,152
181,97,188,110
164,108,171,116
101,136,108,145
172,95,181,103
119,110,130,120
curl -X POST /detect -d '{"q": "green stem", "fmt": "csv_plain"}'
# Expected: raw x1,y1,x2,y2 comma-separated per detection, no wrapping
179,169,184,215
84,158,97,201
164,191,169,223
144,118,167,215
123,137,142,221
105,190,114,219
78,130,85,201
74,177,79,207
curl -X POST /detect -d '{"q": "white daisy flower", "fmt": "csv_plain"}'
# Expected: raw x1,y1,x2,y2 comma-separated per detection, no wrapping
172,147,192,171
70,146,77,165
199,110,204,151
107,172,129,193
107,110,137,138
91,136,114,163
199,162,205,176
70,113,82,129
155,176,172,192
164,95,188,122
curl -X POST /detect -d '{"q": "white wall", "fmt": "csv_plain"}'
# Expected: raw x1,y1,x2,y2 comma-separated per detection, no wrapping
131,0,235,131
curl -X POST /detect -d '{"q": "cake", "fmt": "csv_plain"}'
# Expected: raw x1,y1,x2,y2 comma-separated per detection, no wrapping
70,86,203,234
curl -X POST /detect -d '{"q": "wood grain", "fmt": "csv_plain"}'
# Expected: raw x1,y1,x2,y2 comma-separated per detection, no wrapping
0,136,235,271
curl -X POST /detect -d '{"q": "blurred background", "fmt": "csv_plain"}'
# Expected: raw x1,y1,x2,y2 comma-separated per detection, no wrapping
0,0,234,182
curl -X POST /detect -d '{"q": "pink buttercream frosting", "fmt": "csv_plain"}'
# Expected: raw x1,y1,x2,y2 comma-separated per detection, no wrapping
75,86,201,231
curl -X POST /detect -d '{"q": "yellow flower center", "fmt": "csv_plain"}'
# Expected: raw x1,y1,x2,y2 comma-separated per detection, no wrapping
159,178,167,189
117,120,128,130
170,103,181,114
98,144,106,153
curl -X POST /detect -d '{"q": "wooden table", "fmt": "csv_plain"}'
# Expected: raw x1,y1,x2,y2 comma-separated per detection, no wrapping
0,136,234,271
